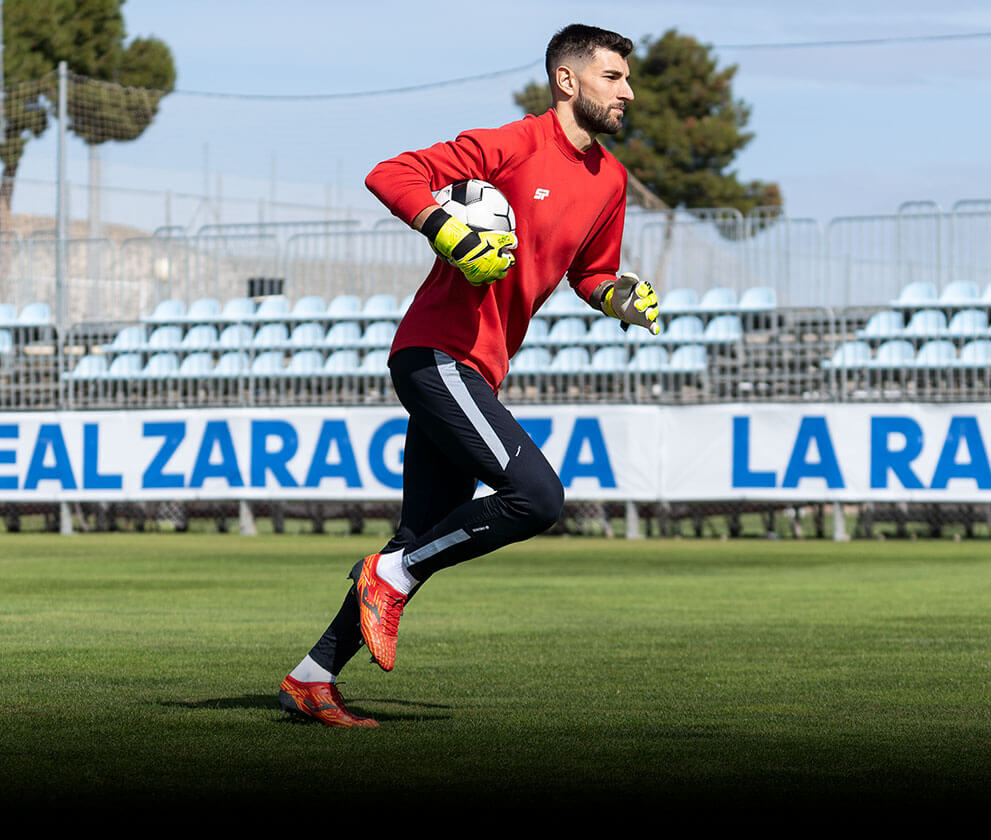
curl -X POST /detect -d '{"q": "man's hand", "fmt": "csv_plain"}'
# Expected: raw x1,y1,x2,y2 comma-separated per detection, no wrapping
422,209,517,286
602,272,660,335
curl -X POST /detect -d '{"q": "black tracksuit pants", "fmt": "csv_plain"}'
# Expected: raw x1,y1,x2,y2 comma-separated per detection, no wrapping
308,347,564,675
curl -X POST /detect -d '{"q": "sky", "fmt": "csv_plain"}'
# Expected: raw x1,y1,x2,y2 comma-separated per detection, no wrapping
16,0,991,229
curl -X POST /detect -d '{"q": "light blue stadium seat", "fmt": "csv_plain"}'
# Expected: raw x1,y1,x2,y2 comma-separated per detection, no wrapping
869,340,916,368
250,350,285,375
0,329,11,354
522,318,549,345
542,288,587,316
288,321,325,348
982,284,991,305
946,308,988,339
702,314,743,344
823,341,872,370
590,345,628,372
144,299,184,324
630,345,669,372
399,293,416,315
662,315,705,344
105,353,144,379
184,297,221,322
549,347,590,372
179,324,218,351
737,286,777,312
253,295,290,321
18,301,52,325
359,321,396,347
324,322,363,348
938,280,980,307
545,317,588,345
67,353,108,379
141,352,180,378
362,293,399,318
357,349,390,374
902,308,947,339
663,344,707,374
323,349,361,374
659,288,698,315
178,352,215,377
252,322,289,348
890,281,937,309
585,316,627,345
217,323,253,349
286,350,324,375
219,297,256,322
290,295,326,320
697,287,737,314
857,310,903,340
510,347,553,373
914,340,957,368
0,303,18,325
146,325,183,350
955,340,991,368
105,325,146,353
213,351,250,376
326,294,363,320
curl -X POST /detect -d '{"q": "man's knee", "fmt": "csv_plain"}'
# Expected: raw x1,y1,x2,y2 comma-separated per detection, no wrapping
518,471,564,533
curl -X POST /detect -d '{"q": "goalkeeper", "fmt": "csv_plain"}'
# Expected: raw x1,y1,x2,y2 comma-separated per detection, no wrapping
279,23,658,728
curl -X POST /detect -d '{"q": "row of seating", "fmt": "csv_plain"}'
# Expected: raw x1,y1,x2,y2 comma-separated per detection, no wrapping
541,285,777,318
511,344,707,375
890,280,991,310
825,339,991,370
0,302,52,327
144,293,413,325
526,314,744,345
858,308,991,341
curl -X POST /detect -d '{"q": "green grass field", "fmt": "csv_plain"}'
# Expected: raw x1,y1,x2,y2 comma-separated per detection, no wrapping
2,533,990,816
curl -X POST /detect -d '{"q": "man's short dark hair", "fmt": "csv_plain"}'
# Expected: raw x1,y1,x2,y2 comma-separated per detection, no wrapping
545,24,633,80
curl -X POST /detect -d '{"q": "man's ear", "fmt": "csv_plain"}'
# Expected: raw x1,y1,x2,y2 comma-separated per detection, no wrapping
555,65,578,98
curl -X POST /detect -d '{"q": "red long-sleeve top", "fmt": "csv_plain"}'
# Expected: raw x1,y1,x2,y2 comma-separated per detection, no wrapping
364,108,628,390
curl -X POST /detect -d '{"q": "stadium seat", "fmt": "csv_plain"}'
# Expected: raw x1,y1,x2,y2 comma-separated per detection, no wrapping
545,317,588,345
145,325,183,351
701,314,743,344
914,340,957,368
66,353,108,379
141,352,180,378
955,340,991,368
286,350,324,375
398,293,416,315
510,347,552,373
324,321,362,348
890,281,937,309
177,352,215,377
542,288,587,316
658,288,698,315
737,286,777,312
362,293,399,318
823,341,872,370
358,321,396,347
179,324,218,351
323,349,361,374
697,287,737,314
144,299,184,324
585,316,628,345
213,351,250,376
105,353,144,379
522,318,549,345
938,280,980,307
288,321,325,348
250,350,286,375
357,349,390,374
857,310,904,340
590,345,628,372
326,294,362,320
630,345,669,372
217,323,253,349
17,301,52,325
663,344,707,374
290,295,326,320
252,322,289,348
219,297,256,321
902,308,947,339
105,325,146,353
662,315,705,344
253,295,290,321
549,347,590,372
869,340,916,368
0,329,11,354
184,297,221,322
0,303,17,325
946,309,988,339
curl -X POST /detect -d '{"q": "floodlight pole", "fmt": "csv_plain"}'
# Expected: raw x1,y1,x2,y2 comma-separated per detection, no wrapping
56,61,72,536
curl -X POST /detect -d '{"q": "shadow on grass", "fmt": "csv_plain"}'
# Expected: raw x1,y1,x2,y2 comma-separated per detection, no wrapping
159,694,452,723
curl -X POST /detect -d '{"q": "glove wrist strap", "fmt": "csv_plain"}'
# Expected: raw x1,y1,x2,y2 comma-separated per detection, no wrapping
602,286,620,320
420,208,452,242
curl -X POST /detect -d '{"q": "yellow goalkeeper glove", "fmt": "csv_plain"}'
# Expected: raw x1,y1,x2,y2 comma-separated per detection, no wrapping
602,272,660,335
421,208,517,286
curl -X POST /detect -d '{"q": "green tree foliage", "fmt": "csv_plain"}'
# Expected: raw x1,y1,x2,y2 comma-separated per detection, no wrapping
514,29,782,222
0,0,176,218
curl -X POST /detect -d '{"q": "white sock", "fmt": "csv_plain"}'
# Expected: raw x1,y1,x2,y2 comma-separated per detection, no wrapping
289,654,336,684
375,548,417,595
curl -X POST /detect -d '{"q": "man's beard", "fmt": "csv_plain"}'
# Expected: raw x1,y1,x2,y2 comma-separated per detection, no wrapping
574,89,624,136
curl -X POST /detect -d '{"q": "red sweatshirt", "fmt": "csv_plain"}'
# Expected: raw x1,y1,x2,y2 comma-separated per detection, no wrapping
364,108,628,390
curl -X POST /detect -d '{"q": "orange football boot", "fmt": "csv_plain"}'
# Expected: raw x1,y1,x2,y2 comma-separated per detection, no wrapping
356,553,408,672
278,675,378,728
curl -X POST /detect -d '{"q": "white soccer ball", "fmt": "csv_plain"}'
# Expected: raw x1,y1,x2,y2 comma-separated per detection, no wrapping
434,179,515,233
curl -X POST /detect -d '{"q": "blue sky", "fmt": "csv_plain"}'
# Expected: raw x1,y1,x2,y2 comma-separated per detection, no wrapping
20,0,991,227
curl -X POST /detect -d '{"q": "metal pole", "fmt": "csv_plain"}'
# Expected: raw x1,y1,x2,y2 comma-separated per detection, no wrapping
55,61,67,333
0,0,6,143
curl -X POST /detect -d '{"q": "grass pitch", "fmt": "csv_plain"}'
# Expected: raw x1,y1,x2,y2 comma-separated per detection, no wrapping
1,533,990,816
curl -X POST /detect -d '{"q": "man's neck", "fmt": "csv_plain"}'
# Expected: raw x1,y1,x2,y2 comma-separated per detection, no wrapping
552,102,595,153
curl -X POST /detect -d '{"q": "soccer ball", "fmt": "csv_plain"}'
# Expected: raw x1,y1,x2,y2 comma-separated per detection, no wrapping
434,179,515,233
